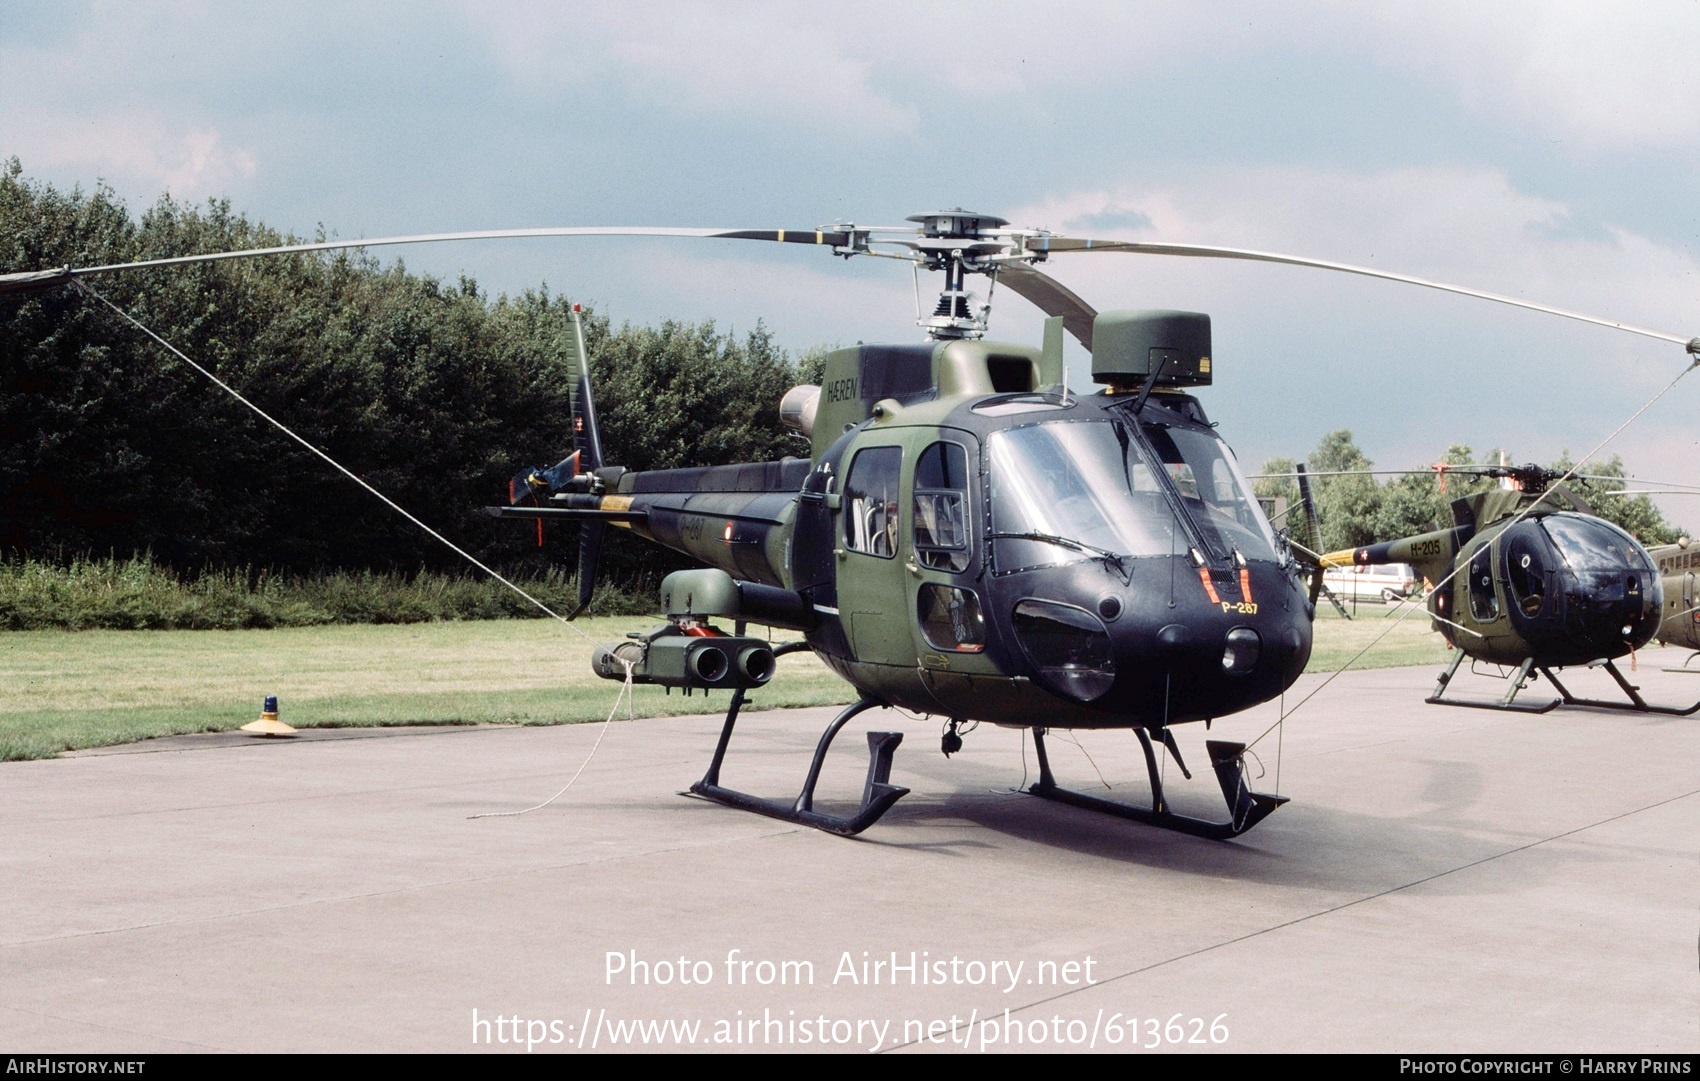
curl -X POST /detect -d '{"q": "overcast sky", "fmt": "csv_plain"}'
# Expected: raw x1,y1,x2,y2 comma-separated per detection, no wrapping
5,1,1699,517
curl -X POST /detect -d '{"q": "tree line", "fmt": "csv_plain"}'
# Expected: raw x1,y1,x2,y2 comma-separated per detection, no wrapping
1256,430,1685,553
0,162,821,586
4,164,1684,593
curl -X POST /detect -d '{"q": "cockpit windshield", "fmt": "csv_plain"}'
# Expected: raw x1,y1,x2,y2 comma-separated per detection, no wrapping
987,422,1179,571
1137,421,1280,563
1540,514,1656,576
986,419,1280,573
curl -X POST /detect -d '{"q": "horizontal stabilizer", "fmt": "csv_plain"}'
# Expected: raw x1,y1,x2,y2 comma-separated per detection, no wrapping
484,505,646,523
507,452,581,504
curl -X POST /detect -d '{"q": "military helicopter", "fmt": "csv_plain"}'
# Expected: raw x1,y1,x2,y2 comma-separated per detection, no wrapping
6,208,1698,839
1652,537,1700,660
1312,464,1700,715
1590,485,1700,660
495,216,1314,840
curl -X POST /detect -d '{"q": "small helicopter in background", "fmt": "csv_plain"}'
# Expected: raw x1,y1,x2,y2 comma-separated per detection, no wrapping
1584,485,1700,663
1649,536,1700,664
7,208,1699,840
1312,464,1700,715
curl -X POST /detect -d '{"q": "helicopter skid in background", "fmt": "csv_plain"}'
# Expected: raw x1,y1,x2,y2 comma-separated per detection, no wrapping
1425,651,1700,716
1543,658,1700,716
1426,654,1560,713
688,693,911,837
1027,728,1288,841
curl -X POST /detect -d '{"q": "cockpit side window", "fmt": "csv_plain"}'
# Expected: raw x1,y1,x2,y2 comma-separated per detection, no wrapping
1503,527,1551,618
1469,544,1500,621
843,446,902,558
918,584,985,651
913,441,970,572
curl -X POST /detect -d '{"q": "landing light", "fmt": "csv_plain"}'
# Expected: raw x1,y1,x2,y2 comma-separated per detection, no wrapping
1012,600,1115,702
1222,629,1261,675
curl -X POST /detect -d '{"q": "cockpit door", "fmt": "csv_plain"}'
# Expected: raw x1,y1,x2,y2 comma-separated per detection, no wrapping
834,442,913,667
907,435,988,659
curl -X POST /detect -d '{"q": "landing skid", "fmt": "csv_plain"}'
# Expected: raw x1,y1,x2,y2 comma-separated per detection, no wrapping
689,687,910,837
1660,651,1700,675
1026,728,1287,840
1542,659,1700,716
1426,654,1559,713
1426,651,1700,715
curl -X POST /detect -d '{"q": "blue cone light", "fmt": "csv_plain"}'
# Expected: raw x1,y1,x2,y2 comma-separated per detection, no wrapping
241,694,297,737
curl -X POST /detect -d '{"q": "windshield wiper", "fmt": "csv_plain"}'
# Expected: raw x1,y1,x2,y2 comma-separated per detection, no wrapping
987,531,1131,582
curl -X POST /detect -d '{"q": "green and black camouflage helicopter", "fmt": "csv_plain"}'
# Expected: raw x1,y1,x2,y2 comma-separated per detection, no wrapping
1587,491,1700,662
1652,538,1700,662
1309,464,1700,715
6,209,1697,839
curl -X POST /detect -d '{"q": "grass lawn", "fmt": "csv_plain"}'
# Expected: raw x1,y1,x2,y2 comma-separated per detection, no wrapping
1307,597,1454,672
0,600,1453,760
0,617,855,760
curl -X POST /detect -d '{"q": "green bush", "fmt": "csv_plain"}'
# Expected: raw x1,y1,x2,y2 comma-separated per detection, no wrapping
0,553,654,631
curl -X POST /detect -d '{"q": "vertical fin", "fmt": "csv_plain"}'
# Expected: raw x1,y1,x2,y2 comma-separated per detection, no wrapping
1295,463,1345,615
567,304,604,472
1295,463,1323,554
1038,315,1066,388
568,521,605,620
565,304,605,618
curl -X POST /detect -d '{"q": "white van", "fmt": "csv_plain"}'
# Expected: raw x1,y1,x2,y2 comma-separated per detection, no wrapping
1322,562,1418,603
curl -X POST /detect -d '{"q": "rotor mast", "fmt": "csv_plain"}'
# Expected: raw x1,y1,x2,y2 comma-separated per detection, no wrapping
905,209,1014,340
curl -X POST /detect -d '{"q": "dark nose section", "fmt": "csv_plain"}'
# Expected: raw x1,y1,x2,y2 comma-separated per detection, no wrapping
1150,614,1311,721
1565,570,1659,655
1006,562,1312,724
1512,513,1662,664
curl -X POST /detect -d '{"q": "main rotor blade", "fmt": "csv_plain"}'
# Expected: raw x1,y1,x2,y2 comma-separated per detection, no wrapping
996,263,1098,350
0,226,864,292
9,211,1694,357
1598,489,1700,497
1028,235,1699,351
1251,467,1700,490
1249,469,1451,480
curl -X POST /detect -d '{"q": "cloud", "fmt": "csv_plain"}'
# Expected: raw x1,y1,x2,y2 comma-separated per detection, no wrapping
628,243,918,348
1005,165,1698,337
464,0,920,135
460,0,1700,157
1063,208,1154,235
1339,1,1700,150
1001,166,1700,491
4,110,258,201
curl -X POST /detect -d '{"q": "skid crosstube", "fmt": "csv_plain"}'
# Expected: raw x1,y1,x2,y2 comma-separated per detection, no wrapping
1426,654,1560,713
1540,660,1700,716
689,693,910,836
684,640,1282,840
1426,650,1700,715
1027,728,1286,841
